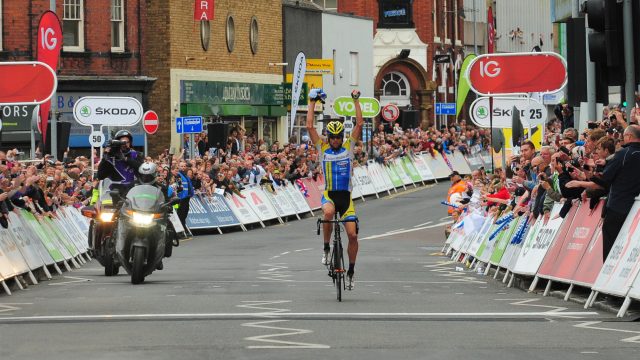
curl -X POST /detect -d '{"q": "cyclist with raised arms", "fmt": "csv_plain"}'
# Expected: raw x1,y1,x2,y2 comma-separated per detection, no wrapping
306,88,364,290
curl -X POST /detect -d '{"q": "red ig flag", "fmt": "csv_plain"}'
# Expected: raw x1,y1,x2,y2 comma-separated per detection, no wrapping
194,0,214,21
37,11,62,142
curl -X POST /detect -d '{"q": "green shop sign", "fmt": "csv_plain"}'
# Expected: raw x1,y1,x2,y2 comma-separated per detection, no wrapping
332,96,380,118
180,80,307,106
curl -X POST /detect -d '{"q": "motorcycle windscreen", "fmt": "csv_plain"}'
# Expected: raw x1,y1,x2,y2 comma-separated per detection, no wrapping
126,185,165,212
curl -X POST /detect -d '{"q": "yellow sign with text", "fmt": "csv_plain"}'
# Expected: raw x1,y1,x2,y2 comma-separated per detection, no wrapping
286,74,323,111
306,59,334,74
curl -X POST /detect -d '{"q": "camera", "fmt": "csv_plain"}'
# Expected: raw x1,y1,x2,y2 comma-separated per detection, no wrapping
107,139,125,151
587,122,598,129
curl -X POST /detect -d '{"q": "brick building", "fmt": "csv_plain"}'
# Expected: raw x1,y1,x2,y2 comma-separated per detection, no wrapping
338,0,465,129
0,0,154,151
145,0,285,155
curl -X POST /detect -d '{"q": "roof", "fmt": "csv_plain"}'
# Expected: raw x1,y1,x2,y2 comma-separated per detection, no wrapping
282,0,323,11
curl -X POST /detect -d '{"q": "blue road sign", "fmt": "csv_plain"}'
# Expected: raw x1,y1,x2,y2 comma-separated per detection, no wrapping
435,103,456,116
176,116,203,134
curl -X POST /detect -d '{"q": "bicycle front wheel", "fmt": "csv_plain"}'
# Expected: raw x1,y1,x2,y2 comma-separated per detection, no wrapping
334,242,343,302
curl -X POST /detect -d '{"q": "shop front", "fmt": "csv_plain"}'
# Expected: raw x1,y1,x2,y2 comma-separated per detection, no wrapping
178,80,292,148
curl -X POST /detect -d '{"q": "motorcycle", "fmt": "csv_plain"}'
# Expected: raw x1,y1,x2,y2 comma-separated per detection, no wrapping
111,183,179,284
81,179,121,276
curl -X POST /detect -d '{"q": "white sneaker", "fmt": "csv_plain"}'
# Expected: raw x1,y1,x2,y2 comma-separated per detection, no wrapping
321,251,330,266
346,273,355,290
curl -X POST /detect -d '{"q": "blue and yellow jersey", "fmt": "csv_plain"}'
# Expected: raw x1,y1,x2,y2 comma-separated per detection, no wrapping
316,137,354,192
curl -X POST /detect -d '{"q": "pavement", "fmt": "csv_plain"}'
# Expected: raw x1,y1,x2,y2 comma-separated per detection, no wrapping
0,182,639,359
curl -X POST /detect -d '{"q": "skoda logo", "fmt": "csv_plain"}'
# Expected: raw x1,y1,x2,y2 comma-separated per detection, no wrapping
475,105,488,119
80,106,91,117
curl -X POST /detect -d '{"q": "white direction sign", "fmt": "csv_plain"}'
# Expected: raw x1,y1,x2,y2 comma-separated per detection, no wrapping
89,130,105,147
73,96,143,127
470,97,547,129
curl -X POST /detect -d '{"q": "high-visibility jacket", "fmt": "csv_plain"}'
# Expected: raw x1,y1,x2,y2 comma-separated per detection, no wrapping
447,180,467,214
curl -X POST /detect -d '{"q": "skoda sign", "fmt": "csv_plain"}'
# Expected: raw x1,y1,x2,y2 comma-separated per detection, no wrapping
73,96,143,127
470,97,547,129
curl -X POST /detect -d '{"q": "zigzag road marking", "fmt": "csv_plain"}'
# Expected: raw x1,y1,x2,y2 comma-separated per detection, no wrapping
423,261,486,284
574,321,640,343
496,298,588,319
0,303,30,314
238,300,329,349
257,263,293,282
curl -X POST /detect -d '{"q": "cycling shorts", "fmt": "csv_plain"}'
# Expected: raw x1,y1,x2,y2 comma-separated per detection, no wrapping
321,190,357,220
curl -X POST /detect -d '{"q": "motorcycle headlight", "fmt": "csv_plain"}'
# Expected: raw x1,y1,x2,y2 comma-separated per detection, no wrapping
99,212,115,223
131,212,154,226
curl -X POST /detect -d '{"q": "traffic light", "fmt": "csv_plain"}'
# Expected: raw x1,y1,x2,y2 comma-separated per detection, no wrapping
585,0,625,85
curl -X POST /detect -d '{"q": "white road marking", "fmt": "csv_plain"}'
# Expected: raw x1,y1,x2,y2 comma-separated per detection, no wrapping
48,276,92,286
414,221,433,227
257,264,293,282
574,321,640,343
0,311,600,323
294,248,313,252
361,221,452,240
238,300,329,349
0,303,29,314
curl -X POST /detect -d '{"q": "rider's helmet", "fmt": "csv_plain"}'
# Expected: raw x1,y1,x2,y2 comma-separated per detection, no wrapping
326,121,344,138
138,162,158,185
114,129,133,144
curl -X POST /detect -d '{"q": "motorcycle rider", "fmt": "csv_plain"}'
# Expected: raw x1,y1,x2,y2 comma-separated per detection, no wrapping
97,130,143,195
138,162,179,267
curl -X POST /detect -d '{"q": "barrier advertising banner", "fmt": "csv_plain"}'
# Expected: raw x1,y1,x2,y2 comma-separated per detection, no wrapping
400,157,423,183
393,158,414,186
353,166,377,196
262,187,297,218
10,212,56,266
489,217,520,265
411,154,435,181
511,204,564,276
450,152,472,175
536,204,579,277
592,199,640,297
627,264,640,301
299,177,323,210
538,201,603,283
423,153,451,179
7,212,54,267
466,217,492,256
384,164,404,188
474,223,497,260
366,162,392,194
225,193,262,225
187,194,241,230
507,217,543,272
499,217,526,269
572,223,604,287
242,187,280,222
0,229,20,278
282,184,313,215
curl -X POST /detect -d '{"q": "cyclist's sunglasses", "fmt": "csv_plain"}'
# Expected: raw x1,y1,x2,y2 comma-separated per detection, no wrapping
328,134,343,140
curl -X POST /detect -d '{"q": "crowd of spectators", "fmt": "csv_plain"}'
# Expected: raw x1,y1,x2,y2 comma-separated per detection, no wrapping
1,114,492,230
448,101,640,262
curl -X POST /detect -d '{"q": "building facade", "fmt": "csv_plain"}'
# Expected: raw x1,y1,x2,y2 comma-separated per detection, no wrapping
0,0,153,152
283,0,373,142
339,0,465,129
145,0,285,155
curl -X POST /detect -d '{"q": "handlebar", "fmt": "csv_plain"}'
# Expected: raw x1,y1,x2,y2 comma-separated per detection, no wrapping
316,218,359,236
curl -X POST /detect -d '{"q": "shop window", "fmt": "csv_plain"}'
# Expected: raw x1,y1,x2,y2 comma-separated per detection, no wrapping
63,0,84,52
111,0,125,52
263,118,278,147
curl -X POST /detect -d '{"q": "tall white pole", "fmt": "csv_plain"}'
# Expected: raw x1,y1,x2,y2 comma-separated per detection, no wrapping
623,0,636,120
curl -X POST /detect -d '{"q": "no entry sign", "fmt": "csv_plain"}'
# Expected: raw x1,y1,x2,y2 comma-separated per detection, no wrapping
466,52,567,95
143,110,159,135
0,62,57,105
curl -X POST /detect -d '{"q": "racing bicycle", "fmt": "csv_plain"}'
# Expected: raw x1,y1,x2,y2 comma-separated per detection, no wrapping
317,216,358,302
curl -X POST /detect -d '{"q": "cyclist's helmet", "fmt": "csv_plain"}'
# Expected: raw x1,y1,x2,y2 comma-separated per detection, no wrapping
138,162,157,185
326,121,344,137
114,129,133,144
